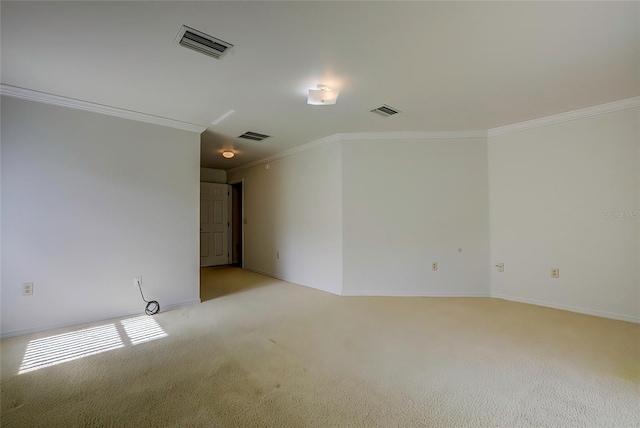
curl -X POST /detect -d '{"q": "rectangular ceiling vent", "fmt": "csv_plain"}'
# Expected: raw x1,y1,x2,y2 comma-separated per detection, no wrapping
176,25,233,60
371,104,400,117
238,131,271,141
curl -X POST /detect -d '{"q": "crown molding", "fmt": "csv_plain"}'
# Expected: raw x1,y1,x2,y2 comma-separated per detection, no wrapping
5,83,635,165
230,94,638,174
341,130,487,141
227,133,343,174
487,96,640,137
227,130,486,174
0,84,207,134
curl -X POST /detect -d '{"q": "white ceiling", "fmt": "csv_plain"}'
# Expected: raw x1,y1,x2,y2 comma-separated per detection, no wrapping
2,1,638,170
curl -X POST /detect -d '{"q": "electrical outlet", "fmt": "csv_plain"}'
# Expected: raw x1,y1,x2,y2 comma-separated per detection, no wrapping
23,283,33,296
495,263,504,272
134,276,142,287
551,268,559,278
432,262,438,271
276,252,280,259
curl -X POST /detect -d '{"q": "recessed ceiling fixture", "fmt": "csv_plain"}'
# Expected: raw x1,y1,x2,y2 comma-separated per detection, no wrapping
176,25,233,60
371,104,400,117
307,84,339,105
238,131,270,141
222,151,235,159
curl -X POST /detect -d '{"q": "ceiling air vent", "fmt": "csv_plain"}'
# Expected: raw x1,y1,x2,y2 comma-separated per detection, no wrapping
238,131,271,141
371,104,400,117
176,25,233,60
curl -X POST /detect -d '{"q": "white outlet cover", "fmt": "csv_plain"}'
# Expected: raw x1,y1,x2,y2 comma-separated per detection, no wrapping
23,282,33,296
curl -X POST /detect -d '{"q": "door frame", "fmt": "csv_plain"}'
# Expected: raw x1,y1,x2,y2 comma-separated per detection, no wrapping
228,178,245,269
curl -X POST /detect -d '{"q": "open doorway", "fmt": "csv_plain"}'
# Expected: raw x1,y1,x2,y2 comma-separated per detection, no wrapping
230,180,243,267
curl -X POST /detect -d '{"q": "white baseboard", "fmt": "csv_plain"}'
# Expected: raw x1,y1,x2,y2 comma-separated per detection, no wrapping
0,298,201,338
215,268,639,324
161,299,202,311
243,267,343,296
491,293,639,324
341,290,491,297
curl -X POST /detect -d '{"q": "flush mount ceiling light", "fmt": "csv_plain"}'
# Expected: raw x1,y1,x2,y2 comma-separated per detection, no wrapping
222,151,235,159
307,84,339,105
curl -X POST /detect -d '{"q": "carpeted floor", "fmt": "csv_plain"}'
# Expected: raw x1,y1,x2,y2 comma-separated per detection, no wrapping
1,267,639,427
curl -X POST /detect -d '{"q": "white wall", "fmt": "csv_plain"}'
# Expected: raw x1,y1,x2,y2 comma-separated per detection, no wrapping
1,97,201,336
342,138,490,296
227,143,343,294
200,167,226,184
489,108,640,322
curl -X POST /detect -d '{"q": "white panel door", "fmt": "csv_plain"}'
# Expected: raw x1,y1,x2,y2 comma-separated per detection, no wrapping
200,183,231,267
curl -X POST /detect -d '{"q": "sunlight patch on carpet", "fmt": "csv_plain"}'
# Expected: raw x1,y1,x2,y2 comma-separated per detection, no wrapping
121,316,168,345
18,324,124,374
18,316,167,374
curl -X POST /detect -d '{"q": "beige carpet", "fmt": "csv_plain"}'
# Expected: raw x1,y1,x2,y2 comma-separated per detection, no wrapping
1,267,639,427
